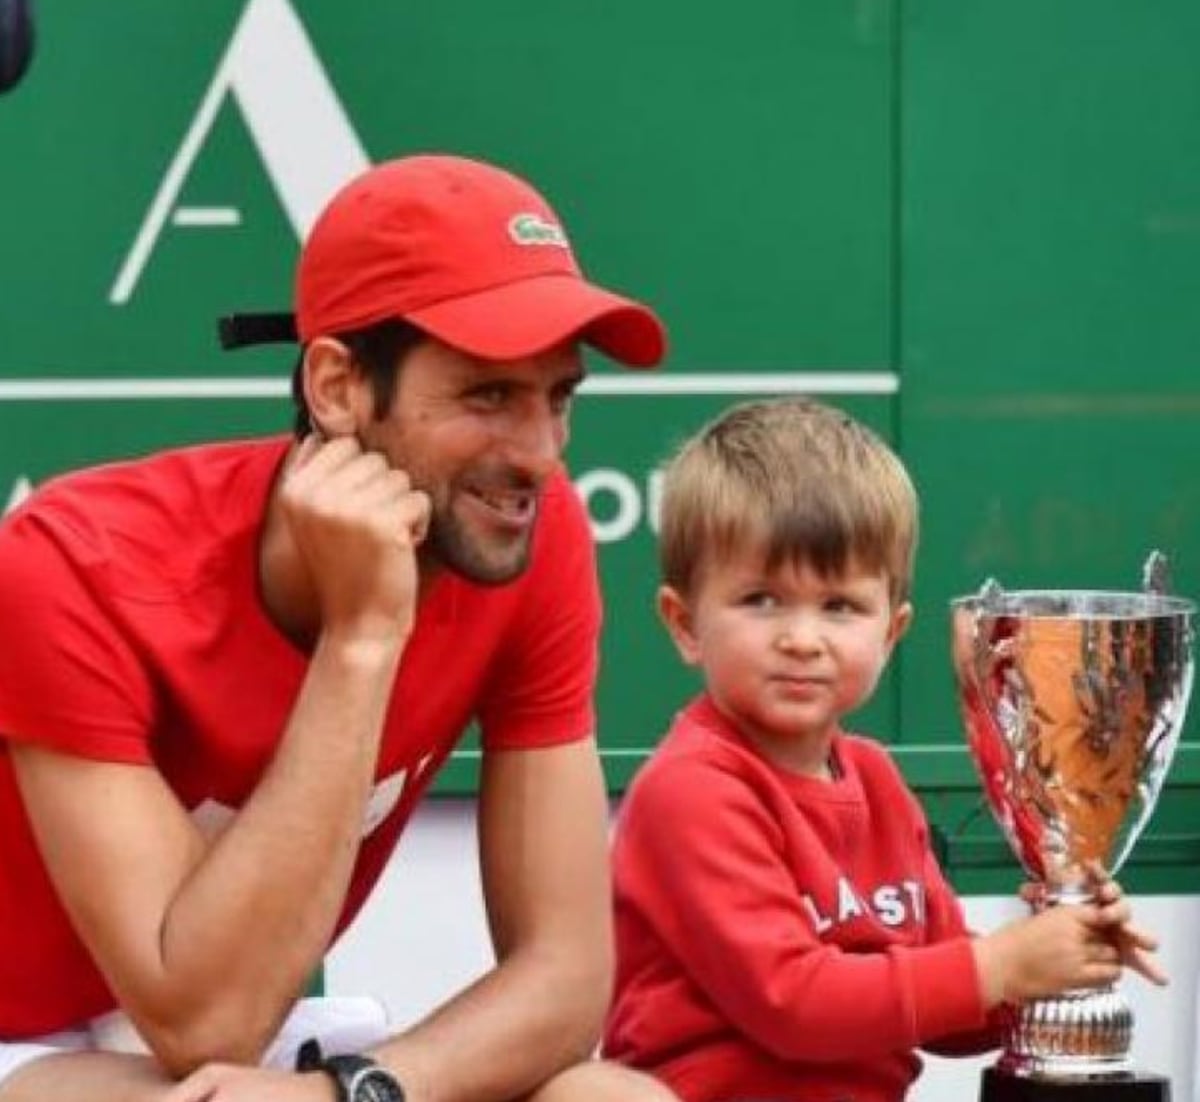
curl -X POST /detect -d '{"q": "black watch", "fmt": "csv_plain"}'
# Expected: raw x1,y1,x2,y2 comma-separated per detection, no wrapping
297,1038,405,1102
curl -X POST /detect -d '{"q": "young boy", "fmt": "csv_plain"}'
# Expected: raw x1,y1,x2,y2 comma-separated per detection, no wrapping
602,397,1163,1102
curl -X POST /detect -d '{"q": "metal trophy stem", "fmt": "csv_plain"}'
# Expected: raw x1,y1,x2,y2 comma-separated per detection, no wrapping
950,552,1193,1098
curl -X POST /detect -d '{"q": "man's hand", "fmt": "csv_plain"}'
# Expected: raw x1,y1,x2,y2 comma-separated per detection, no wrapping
164,1064,333,1102
281,434,431,645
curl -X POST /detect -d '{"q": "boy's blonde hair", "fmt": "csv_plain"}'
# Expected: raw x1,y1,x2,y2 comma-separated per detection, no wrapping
657,397,918,604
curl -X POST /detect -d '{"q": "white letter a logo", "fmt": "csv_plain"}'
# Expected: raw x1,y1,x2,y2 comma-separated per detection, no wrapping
109,0,369,305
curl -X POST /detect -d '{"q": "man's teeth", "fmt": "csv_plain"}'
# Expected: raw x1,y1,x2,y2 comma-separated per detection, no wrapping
478,490,530,514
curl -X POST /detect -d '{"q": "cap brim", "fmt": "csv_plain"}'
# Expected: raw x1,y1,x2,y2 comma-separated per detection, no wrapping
405,273,666,368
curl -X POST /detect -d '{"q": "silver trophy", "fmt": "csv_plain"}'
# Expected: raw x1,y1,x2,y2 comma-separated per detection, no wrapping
950,552,1193,1087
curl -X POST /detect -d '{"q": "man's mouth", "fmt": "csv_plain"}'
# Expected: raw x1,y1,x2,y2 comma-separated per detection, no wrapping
467,485,538,525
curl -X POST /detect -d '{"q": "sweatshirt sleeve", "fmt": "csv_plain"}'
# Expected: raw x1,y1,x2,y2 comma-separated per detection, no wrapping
615,750,989,1063
917,828,1006,1055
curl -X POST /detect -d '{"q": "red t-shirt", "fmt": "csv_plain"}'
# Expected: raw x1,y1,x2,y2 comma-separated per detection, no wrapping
0,437,600,1037
604,695,999,1102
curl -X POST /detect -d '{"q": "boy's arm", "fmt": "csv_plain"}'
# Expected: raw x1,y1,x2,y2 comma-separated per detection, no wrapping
363,738,613,1102
915,845,1007,1056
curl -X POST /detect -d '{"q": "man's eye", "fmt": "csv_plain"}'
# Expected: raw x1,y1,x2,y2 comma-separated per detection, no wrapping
468,385,507,407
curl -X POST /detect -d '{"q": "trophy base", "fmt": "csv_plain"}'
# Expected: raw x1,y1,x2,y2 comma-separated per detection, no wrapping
981,1067,1170,1102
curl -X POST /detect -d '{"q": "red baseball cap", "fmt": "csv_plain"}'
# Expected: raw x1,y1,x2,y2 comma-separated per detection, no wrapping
268,155,664,367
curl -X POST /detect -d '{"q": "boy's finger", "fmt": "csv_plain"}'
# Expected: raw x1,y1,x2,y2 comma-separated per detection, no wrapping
1017,882,1044,906
1125,946,1169,987
1087,900,1132,928
1119,923,1160,952
1091,879,1120,903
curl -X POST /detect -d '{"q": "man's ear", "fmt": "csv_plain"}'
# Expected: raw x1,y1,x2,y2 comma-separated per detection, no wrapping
302,337,370,438
658,585,701,666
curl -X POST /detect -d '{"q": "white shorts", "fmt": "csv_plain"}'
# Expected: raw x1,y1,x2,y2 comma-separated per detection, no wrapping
0,996,391,1088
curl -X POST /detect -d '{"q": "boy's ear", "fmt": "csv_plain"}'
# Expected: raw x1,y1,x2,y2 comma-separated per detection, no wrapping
887,601,914,649
657,585,701,666
302,337,371,438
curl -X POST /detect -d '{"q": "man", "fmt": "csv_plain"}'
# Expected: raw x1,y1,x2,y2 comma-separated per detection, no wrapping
0,155,676,1102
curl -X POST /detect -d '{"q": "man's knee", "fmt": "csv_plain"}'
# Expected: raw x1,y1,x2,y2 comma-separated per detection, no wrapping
0,1051,168,1102
527,1060,679,1102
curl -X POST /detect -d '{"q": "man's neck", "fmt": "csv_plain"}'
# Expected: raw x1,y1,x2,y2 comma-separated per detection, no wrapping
256,452,321,649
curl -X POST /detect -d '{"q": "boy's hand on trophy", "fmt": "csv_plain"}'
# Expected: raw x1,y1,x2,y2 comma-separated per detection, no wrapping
1084,863,1168,987
1016,881,1046,910
1112,921,1167,987
973,905,1124,1006
1089,897,1168,988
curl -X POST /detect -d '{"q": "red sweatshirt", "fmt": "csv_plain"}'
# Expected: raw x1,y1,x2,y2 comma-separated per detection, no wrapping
604,695,1001,1102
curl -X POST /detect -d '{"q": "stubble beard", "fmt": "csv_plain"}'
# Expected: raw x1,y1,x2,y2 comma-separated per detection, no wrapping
424,498,535,586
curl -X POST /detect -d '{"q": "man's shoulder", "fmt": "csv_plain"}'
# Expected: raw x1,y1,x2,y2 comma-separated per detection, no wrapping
12,436,282,511
0,436,287,578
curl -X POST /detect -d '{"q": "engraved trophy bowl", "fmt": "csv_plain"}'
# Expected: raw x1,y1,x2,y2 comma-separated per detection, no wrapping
950,553,1193,1086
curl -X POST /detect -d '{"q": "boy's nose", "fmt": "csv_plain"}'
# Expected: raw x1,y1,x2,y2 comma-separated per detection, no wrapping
775,616,823,655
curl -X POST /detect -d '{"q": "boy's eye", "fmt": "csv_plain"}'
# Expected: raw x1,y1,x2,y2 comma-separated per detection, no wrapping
824,596,861,614
740,591,777,609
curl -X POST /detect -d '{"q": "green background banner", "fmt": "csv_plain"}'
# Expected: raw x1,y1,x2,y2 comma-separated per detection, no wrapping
2,0,1197,888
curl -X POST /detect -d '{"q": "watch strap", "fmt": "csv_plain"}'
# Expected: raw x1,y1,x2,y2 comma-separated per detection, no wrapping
295,1037,405,1102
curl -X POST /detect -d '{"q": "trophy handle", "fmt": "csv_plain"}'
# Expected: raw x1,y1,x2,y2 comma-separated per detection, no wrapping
1142,549,1170,595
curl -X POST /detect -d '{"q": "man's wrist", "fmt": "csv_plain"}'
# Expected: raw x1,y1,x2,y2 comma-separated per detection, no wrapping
297,1038,406,1102
298,1069,340,1102
316,629,407,674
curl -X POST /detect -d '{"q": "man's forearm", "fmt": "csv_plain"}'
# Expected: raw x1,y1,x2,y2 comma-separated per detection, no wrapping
370,740,614,1102
146,634,404,1070
369,944,610,1102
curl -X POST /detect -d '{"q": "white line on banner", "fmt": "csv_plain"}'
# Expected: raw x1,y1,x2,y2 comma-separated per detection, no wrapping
582,372,898,396
0,379,287,400
0,373,898,401
172,207,243,227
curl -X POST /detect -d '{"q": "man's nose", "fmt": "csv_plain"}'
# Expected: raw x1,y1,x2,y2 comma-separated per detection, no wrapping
506,404,565,479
